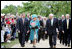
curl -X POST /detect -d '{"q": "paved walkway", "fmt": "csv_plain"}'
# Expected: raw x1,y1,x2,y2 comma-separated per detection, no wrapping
11,39,71,48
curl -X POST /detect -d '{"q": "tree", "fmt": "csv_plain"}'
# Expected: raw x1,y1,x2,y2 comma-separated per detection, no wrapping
1,1,71,17
1,5,17,15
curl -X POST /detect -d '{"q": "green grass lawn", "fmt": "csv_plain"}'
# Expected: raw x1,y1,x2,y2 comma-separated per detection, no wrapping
1,32,19,48
1,38,19,48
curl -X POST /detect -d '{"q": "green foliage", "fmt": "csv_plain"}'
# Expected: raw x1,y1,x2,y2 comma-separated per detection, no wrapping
1,1,71,17
1,5,17,15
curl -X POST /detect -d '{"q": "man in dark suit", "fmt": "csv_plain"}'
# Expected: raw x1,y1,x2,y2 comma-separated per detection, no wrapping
25,13,31,43
45,14,59,48
16,13,29,47
63,14,71,47
38,16,44,43
58,15,65,44
26,13,33,44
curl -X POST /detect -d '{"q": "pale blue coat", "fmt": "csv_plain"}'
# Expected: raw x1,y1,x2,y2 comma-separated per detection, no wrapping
29,19,40,41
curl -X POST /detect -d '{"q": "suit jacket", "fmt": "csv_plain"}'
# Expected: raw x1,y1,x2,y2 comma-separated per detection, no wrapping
16,18,29,34
58,19,64,31
38,20,44,35
27,18,31,30
39,20,44,27
63,19,71,34
46,18,59,35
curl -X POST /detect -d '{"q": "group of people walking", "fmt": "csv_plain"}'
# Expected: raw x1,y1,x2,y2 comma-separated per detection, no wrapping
16,13,71,48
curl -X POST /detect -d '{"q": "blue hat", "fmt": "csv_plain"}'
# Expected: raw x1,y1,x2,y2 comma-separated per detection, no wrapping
32,14,37,19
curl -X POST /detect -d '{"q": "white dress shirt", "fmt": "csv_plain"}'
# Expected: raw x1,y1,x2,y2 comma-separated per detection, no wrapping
51,18,53,26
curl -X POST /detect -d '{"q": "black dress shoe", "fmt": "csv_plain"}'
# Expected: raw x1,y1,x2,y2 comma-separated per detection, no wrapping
33,46,36,48
50,46,53,48
62,42,64,45
65,44,67,46
30,41,32,44
60,41,61,44
68,44,70,47
21,45,25,47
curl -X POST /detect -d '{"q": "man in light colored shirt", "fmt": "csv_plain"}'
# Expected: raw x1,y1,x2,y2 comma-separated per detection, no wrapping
63,14,71,47
51,18,53,26
46,13,59,48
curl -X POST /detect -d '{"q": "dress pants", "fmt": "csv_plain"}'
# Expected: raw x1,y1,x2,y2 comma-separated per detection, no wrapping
45,33,48,39
42,28,45,40
49,34,57,47
59,31,64,44
25,32,30,42
64,29,70,46
18,33,25,46
38,28,42,42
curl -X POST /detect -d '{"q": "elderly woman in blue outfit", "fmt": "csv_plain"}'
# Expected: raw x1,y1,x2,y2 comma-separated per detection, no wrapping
29,14,40,48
